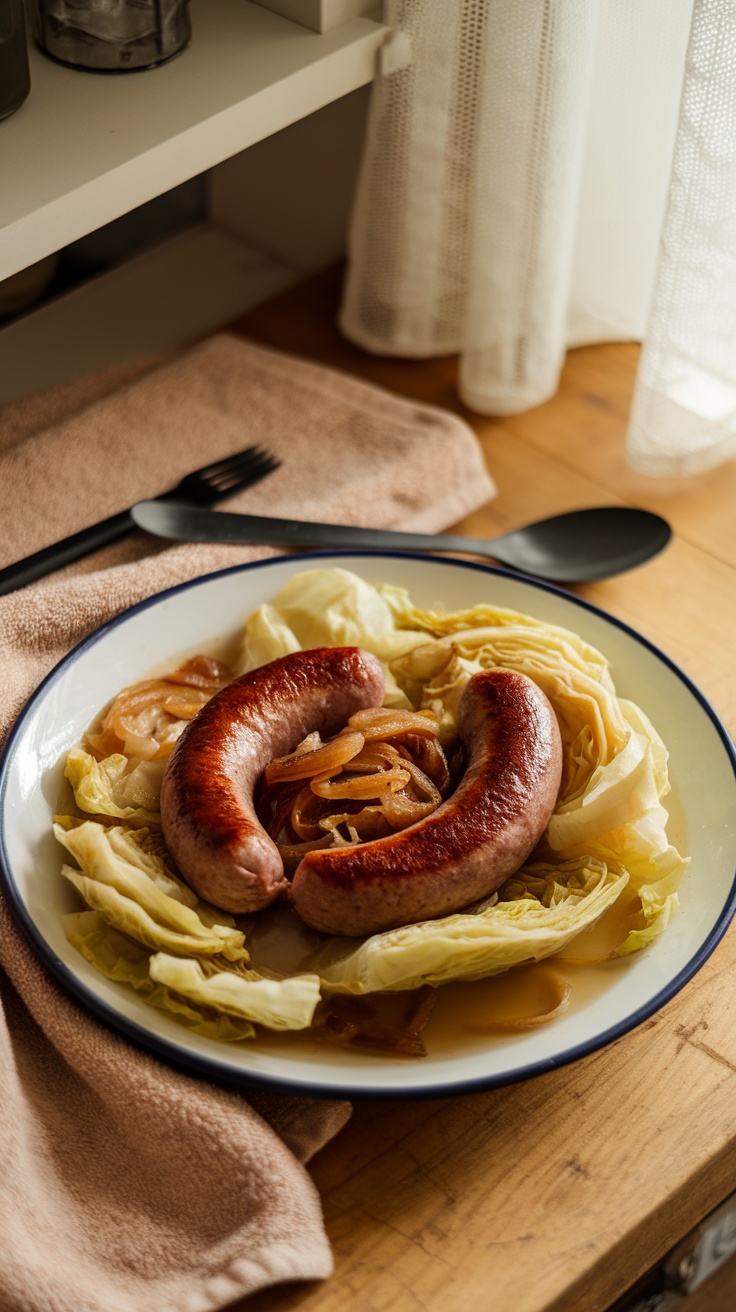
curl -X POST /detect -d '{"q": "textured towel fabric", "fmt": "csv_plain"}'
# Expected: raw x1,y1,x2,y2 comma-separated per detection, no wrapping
0,333,496,1312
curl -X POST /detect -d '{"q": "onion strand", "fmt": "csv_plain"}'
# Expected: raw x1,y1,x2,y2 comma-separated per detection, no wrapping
257,704,456,865
86,656,230,763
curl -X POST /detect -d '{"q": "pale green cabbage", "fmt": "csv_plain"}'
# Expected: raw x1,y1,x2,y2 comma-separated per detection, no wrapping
238,567,431,707
148,954,321,1030
59,823,319,1035
63,911,255,1041
312,859,628,993
387,591,688,957
57,821,247,960
65,748,162,827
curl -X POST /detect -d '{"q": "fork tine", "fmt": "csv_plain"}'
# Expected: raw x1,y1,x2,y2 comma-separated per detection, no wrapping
206,458,281,494
210,451,281,483
169,443,281,506
192,446,278,481
187,447,256,479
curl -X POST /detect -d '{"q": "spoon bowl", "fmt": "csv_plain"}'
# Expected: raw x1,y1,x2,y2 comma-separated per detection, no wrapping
131,501,672,585
484,506,672,581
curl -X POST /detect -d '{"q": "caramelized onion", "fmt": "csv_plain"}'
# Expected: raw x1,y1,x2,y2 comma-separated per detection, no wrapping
161,695,210,721
265,731,364,784
342,742,405,773
163,655,229,691
381,762,441,830
259,701,455,864
311,767,411,800
395,734,450,794
86,656,230,762
290,786,335,841
319,807,390,842
347,707,440,739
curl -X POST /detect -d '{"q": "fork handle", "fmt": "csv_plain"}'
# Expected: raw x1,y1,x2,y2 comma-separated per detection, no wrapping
0,510,134,596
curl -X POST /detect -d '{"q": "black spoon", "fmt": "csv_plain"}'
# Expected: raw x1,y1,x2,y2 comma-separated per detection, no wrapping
131,501,672,584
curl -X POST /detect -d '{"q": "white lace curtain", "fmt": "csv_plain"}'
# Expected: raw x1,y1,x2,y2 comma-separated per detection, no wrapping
340,0,736,477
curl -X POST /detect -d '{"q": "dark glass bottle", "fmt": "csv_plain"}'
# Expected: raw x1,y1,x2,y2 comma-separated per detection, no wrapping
0,0,30,120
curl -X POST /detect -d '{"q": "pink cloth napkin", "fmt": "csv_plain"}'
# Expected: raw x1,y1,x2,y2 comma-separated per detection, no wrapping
0,333,496,1312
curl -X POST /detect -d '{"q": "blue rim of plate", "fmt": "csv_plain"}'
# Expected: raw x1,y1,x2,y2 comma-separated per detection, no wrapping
2,549,736,1100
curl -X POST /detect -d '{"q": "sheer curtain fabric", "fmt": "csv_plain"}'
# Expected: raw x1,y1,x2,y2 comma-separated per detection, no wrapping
340,0,736,476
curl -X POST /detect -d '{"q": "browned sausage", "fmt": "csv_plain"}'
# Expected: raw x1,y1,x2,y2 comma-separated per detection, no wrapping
160,647,385,914
290,669,563,936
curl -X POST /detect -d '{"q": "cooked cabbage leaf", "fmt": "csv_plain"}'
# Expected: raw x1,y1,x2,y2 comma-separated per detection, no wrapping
388,611,688,957
65,748,162,827
63,911,255,1041
238,567,431,707
61,867,244,960
56,820,246,960
313,859,628,993
149,953,321,1030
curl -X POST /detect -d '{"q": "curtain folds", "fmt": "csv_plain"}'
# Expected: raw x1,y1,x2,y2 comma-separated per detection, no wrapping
627,0,736,476
340,0,736,477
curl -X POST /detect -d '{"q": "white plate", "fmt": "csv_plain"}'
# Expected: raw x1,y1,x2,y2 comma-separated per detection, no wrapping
2,552,736,1099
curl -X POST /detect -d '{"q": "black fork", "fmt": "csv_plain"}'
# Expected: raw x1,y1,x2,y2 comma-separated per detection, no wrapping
161,446,281,506
0,445,281,596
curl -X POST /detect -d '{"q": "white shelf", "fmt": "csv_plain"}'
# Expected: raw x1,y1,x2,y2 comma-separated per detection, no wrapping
0,0,385,282
0,224,300,404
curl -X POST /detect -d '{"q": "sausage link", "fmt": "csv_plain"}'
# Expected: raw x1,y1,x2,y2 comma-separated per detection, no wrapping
160,647,385,913
290,669,563,936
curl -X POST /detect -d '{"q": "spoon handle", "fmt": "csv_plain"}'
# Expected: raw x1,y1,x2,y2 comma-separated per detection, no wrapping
132,501,502,560
131,501,670,583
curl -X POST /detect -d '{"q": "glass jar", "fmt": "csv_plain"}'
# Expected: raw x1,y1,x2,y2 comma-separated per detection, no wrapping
0,0,31,119
36,0,191,72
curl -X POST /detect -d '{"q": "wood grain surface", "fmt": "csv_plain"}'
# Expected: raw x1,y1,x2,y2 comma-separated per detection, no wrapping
225,268,736,1312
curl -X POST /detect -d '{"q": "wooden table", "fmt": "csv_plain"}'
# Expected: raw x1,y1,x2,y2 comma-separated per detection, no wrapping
227,268,736,1312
